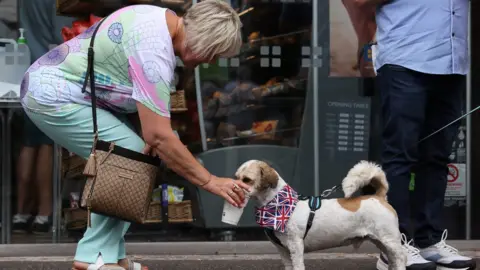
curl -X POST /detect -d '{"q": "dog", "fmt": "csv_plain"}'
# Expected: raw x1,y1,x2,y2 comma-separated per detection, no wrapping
235,160,406,270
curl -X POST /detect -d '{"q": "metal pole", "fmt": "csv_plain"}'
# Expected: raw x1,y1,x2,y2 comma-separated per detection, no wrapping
5,109,15,244
465,0,472,240
52,144,62,243
52,146,58,243
312,0,320,196
194,67,207,152
58,146,64,241
0,110,6,244
192,0,207,152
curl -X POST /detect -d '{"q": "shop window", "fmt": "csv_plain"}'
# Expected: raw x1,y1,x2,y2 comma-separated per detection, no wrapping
198,0,312,150
1,0,317,243
191,0,313,237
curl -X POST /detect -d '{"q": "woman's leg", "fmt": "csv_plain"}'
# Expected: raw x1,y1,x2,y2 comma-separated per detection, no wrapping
13,146,36,232
32,144,54,233
25,104,145,268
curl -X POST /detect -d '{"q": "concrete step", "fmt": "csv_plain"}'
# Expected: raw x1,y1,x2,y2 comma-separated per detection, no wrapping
0,240,479,257
0,241,478,269
0,254,478,270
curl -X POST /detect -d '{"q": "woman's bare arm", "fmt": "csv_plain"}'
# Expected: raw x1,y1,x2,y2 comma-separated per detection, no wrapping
136,102,252,207
136,102,211,186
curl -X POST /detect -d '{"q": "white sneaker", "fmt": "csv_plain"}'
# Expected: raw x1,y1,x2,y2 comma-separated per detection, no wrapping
376,234,436,270
420,230,476,270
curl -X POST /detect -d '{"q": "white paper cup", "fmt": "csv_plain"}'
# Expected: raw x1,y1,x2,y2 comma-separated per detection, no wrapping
221,195,250,225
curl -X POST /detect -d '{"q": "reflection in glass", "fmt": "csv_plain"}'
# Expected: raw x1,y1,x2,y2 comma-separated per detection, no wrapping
5,112,55,244
199,0,313,149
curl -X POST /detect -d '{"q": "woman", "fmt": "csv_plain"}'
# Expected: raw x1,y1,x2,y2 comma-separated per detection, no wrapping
20,1,249,269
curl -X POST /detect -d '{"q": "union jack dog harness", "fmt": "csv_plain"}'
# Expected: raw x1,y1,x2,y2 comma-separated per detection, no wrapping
255,185,321,247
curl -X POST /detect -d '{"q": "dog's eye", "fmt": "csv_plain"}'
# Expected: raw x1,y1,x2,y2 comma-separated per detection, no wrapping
242,177,253,184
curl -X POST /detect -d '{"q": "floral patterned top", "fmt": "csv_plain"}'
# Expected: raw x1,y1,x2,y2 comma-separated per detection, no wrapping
21,5,176,118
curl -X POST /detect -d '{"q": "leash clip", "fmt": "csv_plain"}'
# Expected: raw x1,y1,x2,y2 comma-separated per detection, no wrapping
320,185,339,198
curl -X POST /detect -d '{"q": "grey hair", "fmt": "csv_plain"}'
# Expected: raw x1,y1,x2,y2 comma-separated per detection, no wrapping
183,0,243,60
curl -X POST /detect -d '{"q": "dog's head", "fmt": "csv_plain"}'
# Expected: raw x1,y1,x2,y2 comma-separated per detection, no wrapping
235,160,280,200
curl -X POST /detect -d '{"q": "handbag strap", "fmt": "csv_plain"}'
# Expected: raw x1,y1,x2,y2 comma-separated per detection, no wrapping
81,18,107,139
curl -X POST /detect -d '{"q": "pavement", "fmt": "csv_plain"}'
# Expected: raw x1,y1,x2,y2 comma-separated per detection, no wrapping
0,241,478,269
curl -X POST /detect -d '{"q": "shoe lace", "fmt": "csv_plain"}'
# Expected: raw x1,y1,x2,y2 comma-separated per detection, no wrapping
434,230,458,254
401,233,422,259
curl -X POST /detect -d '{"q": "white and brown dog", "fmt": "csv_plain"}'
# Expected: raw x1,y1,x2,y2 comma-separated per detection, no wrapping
235,160,406,270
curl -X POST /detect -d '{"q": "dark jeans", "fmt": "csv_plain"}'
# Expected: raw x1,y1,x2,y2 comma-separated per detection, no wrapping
376,64,464,248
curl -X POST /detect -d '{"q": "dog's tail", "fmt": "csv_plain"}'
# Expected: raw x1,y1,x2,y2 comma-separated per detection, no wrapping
342,161,388,198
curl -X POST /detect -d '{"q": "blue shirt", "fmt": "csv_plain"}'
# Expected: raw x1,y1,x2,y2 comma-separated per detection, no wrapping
375,0,469,75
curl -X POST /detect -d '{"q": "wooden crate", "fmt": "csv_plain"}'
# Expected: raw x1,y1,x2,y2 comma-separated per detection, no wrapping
56,0,97,17
64,208,88,230
56,0,153,17
145,200,193,223
62,153,86,180
171,90,188,112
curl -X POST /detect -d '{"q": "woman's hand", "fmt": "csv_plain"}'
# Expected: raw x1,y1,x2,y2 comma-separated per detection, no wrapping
202,176,252,207
142,143,156,156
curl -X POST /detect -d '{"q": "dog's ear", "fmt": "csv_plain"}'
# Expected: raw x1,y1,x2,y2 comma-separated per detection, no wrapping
258,162,279,191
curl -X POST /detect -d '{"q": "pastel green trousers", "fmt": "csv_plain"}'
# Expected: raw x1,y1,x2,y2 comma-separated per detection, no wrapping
24,100,145,264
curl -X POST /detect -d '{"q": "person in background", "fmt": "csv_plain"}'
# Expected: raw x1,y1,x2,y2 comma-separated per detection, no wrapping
351,0,476,270
0,0,17,39
12,0,75,234
341,0,377,77
0,0,18,231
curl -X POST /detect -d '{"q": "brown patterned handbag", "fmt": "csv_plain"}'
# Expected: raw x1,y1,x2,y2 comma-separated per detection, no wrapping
79,18,160,225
